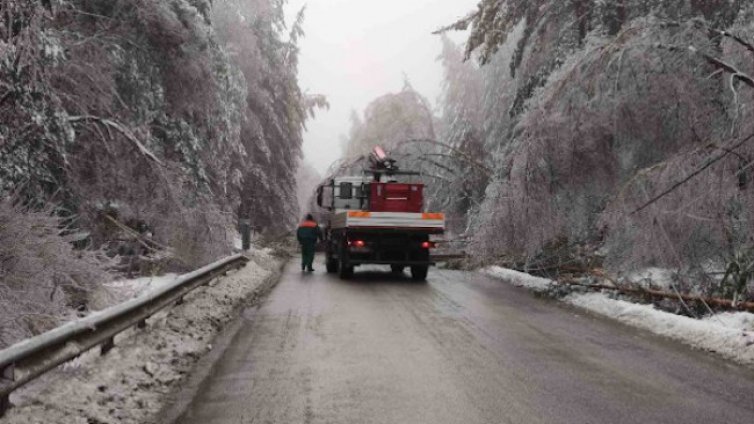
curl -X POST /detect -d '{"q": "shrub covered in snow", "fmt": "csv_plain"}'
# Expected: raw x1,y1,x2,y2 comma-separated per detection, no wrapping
0,198,109,348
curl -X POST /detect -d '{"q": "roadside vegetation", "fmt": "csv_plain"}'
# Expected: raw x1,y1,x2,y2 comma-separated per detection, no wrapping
0,0,322,348
339,0,754,310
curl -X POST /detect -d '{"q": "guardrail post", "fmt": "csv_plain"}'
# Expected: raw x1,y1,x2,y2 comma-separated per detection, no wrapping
137,319,147,329
1,363,14,416
176,296,184,305
240,219,251,250
101,337,115,355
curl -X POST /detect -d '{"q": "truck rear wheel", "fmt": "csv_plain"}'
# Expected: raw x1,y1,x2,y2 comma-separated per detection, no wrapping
410,265,428,282
338,261,353,279
326,253,339,273
338,248,353,279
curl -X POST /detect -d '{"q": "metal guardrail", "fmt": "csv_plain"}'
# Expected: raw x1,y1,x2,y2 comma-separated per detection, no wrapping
0,253,249,416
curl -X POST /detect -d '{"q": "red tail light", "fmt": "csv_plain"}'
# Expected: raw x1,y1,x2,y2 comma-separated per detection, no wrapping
421,241,435,249
350,240,366,248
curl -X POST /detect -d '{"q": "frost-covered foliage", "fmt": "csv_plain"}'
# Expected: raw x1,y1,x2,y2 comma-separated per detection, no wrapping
427,36,490,233
1,0,314,258
342,82,436,160
0,0,315,342
213,0,323,231
438,1,754,300
332,83,440,194
0,197,108,347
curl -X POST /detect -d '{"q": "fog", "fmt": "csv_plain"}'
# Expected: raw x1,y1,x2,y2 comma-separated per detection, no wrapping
286,0,477,174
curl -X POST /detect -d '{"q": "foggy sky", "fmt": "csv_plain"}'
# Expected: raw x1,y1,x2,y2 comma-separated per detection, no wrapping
285,0,477,174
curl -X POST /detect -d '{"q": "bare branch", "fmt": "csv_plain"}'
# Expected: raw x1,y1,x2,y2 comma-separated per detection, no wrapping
394,138,493,176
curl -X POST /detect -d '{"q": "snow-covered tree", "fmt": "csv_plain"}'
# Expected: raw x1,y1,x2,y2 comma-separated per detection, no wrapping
343,82,436,161
429,36,489,233
0,0,319,345
439,0,754,299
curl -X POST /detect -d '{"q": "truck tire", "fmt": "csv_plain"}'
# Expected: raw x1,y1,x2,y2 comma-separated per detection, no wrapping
338,260,353,279
326,258,339,273
390,265,404,275
410,265,428,282
326,252,339,273
338,246,353,279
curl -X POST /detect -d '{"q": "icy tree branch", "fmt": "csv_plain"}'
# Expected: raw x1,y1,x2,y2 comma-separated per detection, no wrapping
395,138,493,177
67,116,163,165
687,45,754,88
632,132,754,215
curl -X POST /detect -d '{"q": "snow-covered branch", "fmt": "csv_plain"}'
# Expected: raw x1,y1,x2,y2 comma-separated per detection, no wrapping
686,45,754,88
395,138,493,177
67,116,163,165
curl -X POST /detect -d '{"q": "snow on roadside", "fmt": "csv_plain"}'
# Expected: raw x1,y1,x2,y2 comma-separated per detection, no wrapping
105,273,179,301
703,312,754,332
566,293,754,366
4,249,283,424
482,266,553,293
483,266,754,367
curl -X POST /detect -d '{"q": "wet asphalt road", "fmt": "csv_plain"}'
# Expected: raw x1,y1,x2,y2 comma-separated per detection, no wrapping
175,256,754,424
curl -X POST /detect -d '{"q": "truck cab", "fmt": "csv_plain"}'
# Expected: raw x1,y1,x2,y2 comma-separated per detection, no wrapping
318,176,371,211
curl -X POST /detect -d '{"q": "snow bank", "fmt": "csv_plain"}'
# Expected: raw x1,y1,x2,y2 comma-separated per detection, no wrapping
4,249,283,424
105,273,180,300
483,266,754,367
482,266,553,293
703,312,754,332
566,293,754,366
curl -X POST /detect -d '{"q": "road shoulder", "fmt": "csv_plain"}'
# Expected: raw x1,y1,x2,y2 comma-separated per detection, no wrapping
3,249,285,424
482,266,754,368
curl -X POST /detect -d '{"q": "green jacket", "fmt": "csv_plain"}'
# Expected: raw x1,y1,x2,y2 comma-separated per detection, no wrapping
297,220,321,246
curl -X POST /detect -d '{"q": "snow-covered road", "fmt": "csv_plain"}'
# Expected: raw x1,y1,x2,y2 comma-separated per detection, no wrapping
172,257,754,424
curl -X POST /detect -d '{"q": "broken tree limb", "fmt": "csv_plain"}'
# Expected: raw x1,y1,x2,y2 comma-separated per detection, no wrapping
515,261,754,312
703,25,754,57
395,138,493,177
655,43,754,88
103,215,173,255
687,45,754,88
558,277,754,312
67,115,163,165
408,154,459,175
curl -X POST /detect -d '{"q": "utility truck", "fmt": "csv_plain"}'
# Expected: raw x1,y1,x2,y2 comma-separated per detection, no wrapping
315,147,445,281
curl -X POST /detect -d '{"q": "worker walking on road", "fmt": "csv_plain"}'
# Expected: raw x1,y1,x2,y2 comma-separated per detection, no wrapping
297,214,322,272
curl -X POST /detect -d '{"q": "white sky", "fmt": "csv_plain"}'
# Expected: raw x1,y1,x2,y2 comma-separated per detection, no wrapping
285,0,478,174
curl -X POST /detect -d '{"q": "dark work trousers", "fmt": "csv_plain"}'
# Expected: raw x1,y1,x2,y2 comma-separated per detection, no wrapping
301,243,316,271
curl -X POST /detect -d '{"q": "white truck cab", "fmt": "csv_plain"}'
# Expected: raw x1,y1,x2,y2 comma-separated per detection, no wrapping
318,176,370,211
